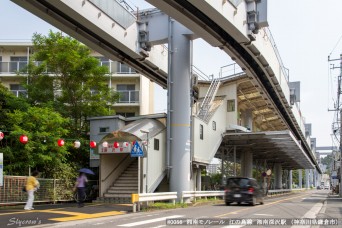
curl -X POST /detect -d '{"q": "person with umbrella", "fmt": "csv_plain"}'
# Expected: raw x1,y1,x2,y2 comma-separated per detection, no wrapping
74,168,94,207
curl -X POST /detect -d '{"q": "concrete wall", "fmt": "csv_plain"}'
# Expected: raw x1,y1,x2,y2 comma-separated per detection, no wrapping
145,129,166,192
89,116,126,166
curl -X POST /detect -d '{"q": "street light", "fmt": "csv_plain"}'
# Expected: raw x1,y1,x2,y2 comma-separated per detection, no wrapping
140,129,149,193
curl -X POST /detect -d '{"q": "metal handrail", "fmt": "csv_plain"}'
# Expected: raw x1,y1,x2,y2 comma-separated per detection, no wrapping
101,154,131,182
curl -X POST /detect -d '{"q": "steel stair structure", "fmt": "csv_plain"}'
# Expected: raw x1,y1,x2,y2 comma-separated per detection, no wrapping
197,78,221,123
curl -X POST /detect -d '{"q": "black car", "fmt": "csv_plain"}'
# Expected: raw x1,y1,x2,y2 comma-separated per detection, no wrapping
224,177,264,206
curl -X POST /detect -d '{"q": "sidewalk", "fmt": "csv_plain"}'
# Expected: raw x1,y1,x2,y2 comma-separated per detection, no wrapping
315,194,342,227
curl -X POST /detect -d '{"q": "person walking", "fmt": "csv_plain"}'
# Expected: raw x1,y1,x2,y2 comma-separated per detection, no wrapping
75,172,88,207
24,170,40,210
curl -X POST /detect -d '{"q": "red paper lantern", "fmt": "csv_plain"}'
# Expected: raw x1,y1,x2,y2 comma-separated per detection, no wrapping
0,131,4,141
57,139,65,147
19,135,28,144
114,141,119,148
90,141,97,148
74,140,81,149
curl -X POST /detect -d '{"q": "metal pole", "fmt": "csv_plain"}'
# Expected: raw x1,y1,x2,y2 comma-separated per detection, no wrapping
340,54,342,197
138,157,141,193
233,146,236,176
340,108,342,197
146,132,149,193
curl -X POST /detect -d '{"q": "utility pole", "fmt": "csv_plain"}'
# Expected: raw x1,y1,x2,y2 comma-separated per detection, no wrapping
328,54,342,197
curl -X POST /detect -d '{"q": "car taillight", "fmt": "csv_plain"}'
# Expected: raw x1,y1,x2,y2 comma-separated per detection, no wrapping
248,187,254,193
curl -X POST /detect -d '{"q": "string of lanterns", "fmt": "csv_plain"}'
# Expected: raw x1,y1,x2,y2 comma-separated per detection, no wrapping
0,131,97,149
0,131,134,149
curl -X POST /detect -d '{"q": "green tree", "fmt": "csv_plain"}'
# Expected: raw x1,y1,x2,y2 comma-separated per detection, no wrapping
23,31,120,138
0,83,29,131
4,106,71,177
321,154,333,174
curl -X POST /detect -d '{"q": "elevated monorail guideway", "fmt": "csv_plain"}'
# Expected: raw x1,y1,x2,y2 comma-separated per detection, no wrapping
147,0,319,171
11,0,319,173
11,0,168,88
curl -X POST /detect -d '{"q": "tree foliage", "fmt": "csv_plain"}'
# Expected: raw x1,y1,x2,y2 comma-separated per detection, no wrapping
1,31,120,178
3,106,70,177
24,31,119,138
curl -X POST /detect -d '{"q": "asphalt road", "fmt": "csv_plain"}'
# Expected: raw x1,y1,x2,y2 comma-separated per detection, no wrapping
0,189,341,228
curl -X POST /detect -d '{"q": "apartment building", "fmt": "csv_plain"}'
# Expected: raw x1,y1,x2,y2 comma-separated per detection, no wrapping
0,42,155,116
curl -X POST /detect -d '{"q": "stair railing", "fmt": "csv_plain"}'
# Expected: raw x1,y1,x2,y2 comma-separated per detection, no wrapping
101,154,131,182
197,77,221,121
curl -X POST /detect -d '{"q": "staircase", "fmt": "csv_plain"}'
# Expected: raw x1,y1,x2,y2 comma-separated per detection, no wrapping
197,78,221,122
100,160,138,203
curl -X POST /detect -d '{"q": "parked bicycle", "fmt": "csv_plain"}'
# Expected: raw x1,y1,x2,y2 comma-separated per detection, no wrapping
73,185,98,203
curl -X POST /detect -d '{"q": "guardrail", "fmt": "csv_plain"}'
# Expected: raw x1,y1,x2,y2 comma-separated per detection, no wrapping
131,192,177,212
268,188,305,196
131,188,307,212
181,191,224,203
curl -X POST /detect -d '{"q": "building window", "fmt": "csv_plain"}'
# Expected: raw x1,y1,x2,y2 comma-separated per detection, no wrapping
117,84,138,103
117,62,136,74
96,57,112,72
116,112,135,117
10,84,27,97
227,99,235,112
90,87,99,96
99,127,110,133
154,138,159,150
10,56,28,73
200,124,203,140
212,121,216,131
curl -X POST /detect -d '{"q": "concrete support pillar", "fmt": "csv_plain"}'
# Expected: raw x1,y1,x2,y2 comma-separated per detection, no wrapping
221,151,225,185
196,168,201,191
240,151,253,177
288,170,293,190
305,169,310,189
168,20,192,200
298,169,302,188
310,169,314,187
274,163,282,189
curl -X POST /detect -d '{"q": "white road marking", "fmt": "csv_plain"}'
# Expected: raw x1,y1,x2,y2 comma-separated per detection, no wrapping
118,215,184,227
290,202,323,228
253,213,274,216
303,202,324,218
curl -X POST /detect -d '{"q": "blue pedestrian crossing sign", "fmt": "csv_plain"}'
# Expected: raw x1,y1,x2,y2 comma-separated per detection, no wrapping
130,142,144,157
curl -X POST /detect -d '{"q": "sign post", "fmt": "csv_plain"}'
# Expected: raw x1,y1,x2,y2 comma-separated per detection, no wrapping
0,153,3,187
131,142,144,193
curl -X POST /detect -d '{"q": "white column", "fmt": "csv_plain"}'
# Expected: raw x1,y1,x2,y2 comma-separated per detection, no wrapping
240,151,253,177
298,169,302,188
274,163,282,189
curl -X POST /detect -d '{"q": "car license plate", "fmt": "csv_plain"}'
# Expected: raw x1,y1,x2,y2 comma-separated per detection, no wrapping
234,194,241,198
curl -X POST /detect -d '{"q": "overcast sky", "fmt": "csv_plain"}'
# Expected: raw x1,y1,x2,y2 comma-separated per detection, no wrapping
1,0,342,147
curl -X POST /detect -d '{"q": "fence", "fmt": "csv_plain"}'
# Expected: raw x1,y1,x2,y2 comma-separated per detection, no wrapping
0,176,98,205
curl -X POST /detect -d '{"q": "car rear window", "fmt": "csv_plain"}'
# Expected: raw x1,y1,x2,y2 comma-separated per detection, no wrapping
227,178,250,187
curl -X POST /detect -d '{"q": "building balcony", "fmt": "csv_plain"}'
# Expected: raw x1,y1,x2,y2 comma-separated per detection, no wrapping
0,61,137,75
116,90,140,105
